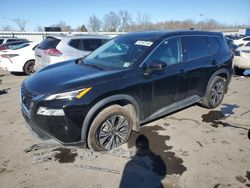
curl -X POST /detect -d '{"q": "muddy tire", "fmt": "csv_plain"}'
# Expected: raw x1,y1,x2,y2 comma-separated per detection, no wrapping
87,105,133,151
201,76,226,109
23,60,35,75
234,68,244,75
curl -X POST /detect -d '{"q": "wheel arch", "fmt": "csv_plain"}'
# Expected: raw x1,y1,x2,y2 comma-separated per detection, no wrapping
205,68,230,95
80,94,141,144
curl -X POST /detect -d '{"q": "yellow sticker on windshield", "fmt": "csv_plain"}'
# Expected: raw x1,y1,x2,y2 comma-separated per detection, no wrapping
135,41,153,47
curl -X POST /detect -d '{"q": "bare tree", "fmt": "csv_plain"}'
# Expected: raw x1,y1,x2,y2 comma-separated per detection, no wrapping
118,10,133,31
1,25,14,31
88,14,102,32
13,18,28,31
36,25,44,31
133,12,153,31
103,11,121,32
75,24,88,32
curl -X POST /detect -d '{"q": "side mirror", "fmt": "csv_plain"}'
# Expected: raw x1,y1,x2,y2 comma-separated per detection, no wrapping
144,60,167,75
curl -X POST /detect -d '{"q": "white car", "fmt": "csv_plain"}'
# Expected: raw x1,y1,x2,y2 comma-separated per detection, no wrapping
0,42,38,75
233,36,250,46
0,37,29,45
233,42,250,75
34,34,110,71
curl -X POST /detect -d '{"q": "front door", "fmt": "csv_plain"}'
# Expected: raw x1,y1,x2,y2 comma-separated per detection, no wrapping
140,37,187,117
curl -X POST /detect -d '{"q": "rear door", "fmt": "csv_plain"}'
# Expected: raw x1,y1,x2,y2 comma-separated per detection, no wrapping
182,36,212,97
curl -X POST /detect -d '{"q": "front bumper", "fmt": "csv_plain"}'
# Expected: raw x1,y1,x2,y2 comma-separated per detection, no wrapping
20,88,88,145
233,56,250,69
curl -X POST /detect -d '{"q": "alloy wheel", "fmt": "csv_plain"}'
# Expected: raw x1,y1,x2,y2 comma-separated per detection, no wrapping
97,115,129,150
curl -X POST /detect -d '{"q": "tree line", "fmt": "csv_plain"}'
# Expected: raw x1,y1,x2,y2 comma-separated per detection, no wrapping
1,10,249,32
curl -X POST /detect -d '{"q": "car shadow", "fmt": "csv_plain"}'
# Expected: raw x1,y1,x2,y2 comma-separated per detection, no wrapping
120,125,187,188
119,134,166,188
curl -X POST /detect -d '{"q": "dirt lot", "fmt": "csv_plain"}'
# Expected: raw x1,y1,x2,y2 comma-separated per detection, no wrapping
0,69,249,188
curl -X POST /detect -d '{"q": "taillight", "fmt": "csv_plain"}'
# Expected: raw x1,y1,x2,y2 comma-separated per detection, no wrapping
0,46,7,51
43,48,62,56
0,54,19,58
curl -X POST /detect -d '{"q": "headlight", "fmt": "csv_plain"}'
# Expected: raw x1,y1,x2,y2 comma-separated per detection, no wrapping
44,87,92,101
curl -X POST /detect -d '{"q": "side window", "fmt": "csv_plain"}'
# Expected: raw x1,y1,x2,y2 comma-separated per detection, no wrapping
146,37,182,66
82,39,103,51
0,39,4,44
243,37,250,41
7,39,18,43
245,42,250,47
207,37,220,54
182,36,209,60
69,39,81,50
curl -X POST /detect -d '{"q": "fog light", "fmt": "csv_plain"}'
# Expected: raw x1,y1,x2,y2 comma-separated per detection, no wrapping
37,107,65,116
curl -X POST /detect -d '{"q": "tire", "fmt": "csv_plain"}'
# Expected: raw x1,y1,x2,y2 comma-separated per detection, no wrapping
23,60,35,75
234,68,245,75
201,76,226,109
87,105,133,151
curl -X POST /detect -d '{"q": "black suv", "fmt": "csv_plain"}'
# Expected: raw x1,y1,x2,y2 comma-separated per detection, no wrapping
20,31,233,151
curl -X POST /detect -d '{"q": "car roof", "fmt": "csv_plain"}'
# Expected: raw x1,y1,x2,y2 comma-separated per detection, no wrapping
121,30,222,41
46,34,111,40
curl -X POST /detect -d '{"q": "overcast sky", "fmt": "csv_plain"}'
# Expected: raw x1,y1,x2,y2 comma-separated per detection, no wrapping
0,0,249,31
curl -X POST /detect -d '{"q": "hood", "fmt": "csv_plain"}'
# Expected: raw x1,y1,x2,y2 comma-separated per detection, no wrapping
24,60,126,95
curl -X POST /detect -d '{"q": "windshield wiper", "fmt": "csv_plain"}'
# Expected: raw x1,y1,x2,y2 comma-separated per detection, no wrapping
83,62,104,71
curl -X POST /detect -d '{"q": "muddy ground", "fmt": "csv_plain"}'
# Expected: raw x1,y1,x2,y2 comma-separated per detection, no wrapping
0,69,249,188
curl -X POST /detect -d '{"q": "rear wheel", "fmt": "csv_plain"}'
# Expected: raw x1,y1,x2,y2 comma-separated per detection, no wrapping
87,105,133,151
234,68,245,75
23,60,35,75
201,76,226,109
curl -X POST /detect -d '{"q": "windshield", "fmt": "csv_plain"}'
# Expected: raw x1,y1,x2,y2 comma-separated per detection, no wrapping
84,36,153,69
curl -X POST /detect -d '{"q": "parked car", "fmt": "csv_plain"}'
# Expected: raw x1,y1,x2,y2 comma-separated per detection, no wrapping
0,40,31,51
233,42,250,75
20,31,233,151
0,42,38,75
225,37,238,53
34,34,110,71
233,36,250,46
0,37,28,45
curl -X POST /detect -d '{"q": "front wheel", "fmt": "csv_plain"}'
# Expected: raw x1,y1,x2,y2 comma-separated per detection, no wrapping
87,105,133,151
201,76,226,109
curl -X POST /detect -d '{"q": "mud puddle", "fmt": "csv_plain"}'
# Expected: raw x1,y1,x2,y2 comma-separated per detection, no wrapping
127,125,186,176
0,88,10,95
53,148,78,163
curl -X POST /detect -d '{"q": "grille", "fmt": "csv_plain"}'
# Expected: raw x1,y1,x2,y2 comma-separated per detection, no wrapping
21,85,36,111
234,51,240,56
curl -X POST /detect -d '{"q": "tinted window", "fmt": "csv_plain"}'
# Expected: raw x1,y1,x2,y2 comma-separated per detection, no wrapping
38,37,61,50
0,39,4,44
243,37,250,41
69,39,81,50
182,36,209,60
7,39,19,42
245,42,250,47
146,37,182,66
207,37,220,54
82,39,103,51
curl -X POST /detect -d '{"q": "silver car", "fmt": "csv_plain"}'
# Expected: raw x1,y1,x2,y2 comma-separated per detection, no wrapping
34,34,111,71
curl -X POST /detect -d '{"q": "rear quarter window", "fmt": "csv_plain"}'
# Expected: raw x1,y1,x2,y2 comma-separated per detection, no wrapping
38,37,61,50
68,39,81,50
182,36,210,60
207,37,220,54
